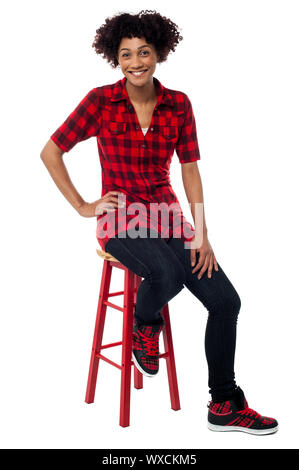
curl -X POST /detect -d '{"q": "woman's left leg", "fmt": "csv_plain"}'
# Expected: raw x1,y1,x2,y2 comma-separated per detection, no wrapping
165,235,241,403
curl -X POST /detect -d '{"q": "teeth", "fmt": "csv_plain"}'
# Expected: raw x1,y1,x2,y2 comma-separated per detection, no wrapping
131,70,147,76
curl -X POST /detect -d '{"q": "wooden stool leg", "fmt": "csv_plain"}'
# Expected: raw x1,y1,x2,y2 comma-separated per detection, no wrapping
133,275,143,390
85,260,112,404
119,269,135,427
161,304,181,411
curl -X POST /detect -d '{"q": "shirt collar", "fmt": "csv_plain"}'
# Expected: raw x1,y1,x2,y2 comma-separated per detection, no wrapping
110,75,174,108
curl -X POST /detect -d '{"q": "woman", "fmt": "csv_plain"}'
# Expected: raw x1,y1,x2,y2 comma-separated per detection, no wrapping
41,10,278,435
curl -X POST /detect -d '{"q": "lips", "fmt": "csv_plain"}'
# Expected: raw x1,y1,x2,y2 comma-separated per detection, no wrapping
129,69,148,77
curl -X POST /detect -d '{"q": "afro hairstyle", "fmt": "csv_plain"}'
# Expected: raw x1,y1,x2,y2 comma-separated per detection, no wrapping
92,9,183,68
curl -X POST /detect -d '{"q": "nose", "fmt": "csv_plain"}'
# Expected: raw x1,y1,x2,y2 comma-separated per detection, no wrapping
130,56,145,69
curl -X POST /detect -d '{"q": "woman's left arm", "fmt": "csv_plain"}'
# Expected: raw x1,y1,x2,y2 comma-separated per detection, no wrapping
181,161,219,279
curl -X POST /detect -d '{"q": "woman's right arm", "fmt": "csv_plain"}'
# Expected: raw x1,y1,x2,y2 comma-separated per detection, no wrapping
40,138,125,217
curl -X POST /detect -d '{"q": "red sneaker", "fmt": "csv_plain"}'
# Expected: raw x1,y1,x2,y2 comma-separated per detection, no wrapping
132,317,165,377
207,386,278,435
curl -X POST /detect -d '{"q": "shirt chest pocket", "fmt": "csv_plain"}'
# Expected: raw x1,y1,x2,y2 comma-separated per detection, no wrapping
108,121,127,135
161,125,178,141
100,120,127,137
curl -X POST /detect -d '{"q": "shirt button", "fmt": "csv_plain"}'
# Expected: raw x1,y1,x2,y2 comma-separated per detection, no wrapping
151,127,154,131
141,144,146,148
135,124,139,129
128,104,133,111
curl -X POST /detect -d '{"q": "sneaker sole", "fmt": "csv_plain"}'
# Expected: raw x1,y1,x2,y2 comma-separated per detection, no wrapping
207,422,279,435
132,351,157,378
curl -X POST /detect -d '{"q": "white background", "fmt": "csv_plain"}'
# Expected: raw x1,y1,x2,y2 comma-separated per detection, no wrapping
1,0,298,449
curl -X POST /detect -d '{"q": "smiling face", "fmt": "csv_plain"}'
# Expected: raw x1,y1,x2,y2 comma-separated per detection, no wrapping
117,36,158,87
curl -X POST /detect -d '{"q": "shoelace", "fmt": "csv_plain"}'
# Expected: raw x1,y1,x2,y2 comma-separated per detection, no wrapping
238,407,261,419
138,329,159,356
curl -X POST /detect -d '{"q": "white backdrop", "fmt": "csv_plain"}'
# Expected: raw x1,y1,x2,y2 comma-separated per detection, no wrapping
1,0,298,449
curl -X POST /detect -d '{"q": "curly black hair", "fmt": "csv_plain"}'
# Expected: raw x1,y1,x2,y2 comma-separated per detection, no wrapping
92,10,183,68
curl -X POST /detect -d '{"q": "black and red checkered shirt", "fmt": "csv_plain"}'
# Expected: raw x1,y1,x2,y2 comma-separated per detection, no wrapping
50,76,201,250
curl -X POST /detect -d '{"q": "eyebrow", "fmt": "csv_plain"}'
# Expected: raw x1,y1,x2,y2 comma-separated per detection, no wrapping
119,44,151,52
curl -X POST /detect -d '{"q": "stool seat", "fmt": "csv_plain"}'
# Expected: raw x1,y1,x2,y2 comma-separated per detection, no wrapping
96,249,120,263
85,247,181,427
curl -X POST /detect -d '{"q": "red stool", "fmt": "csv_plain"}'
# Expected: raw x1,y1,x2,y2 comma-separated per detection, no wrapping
85,248,181,427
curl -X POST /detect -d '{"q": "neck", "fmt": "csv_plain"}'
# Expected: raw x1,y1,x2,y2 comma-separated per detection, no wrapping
125,77,157,106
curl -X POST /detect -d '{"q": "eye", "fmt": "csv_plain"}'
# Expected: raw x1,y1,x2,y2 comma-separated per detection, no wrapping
121,50,149,58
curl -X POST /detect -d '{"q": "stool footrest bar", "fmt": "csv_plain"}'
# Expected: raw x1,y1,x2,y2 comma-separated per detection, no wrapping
108,291,124,297
100,341,122,350
95,353,122,370
103,300,125,312
107,290,137,297
159,352,169,359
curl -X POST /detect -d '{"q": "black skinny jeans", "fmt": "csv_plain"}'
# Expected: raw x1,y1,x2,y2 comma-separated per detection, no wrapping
105,228,241,402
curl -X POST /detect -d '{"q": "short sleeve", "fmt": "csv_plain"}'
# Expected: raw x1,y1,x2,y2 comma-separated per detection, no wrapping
175,94,201,164
50,88,101,153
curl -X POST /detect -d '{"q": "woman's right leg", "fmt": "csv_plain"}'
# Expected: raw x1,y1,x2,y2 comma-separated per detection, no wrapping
105,229,186,325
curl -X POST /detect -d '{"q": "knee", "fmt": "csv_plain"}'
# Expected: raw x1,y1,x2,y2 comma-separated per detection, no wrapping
229,291,241,317
211,289,241,319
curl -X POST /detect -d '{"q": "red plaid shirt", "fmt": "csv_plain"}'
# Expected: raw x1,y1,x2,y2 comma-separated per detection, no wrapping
50,76,201,251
